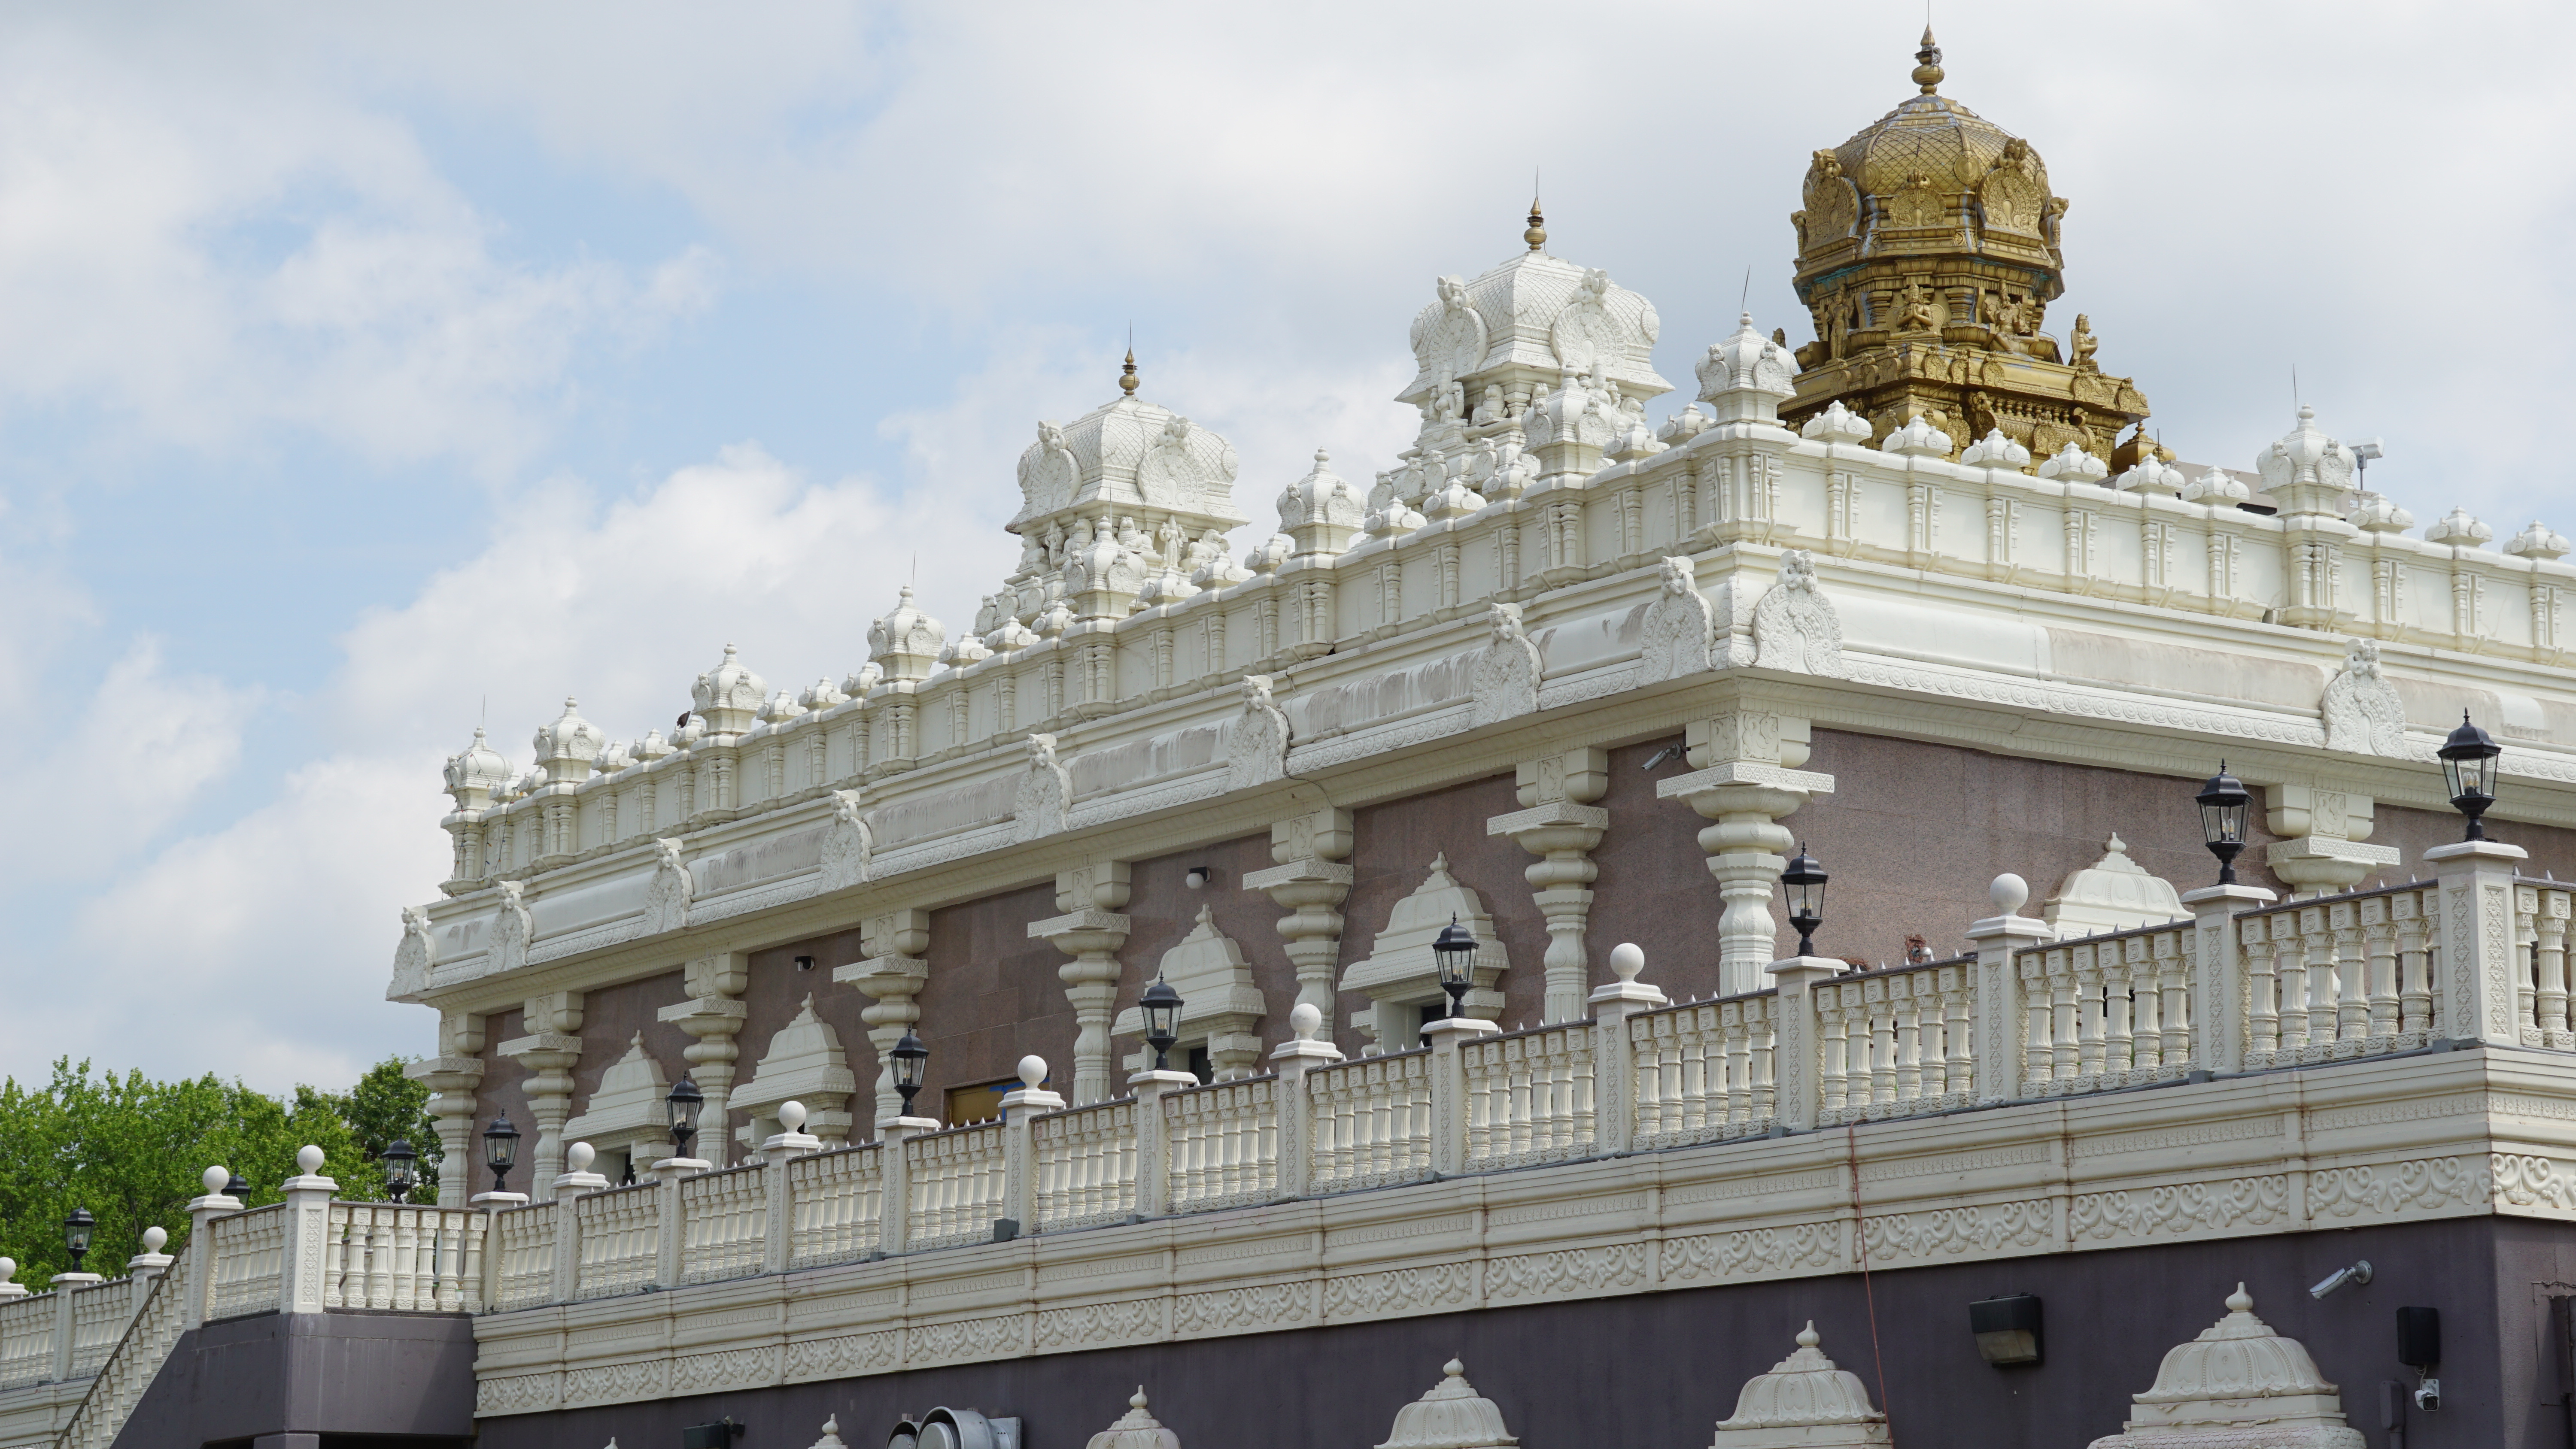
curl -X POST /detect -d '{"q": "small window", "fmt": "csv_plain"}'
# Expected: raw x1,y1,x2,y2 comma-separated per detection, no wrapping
1185,1044,1213,1085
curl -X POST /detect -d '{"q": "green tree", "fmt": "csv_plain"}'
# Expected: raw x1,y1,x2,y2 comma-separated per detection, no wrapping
0,1058,401,1282
307,1056,442,1202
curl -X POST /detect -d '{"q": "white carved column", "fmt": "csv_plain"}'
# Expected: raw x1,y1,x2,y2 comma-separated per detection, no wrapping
2263,780,2398,897
1968,874,2057,1105
1267,1003,1343,1197
1587,943,1667,1153
404,1010,486,1208
499,991,583,1200
1657,711,1835,996
2425,837,2532,1047
2183,880,2276,1073
1488,747,1610,1023
1765,957,1840,1132
1029,860,1132,1105
1244,808,1355,1024
835,908,930,1125
655,952,748,1167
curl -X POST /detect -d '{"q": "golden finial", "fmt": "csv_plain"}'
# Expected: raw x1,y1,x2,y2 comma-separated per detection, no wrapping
1525,196,1546,253
1119,348,1139,397
1912,26,1944,94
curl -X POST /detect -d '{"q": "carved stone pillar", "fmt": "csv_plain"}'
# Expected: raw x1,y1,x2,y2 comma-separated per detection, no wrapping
1656,711,1835,996
1243,808,1355,1024
403,1011,485,1208
835,908,930,1125
1028,860,1132,1105
655,951,748,1166
499,991,583,1201
1488,748,1610,1024
2263,780,2398,897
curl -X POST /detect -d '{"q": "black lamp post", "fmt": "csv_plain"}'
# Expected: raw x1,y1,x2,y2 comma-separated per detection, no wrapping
1782,845,1829,958
890,1031,929,1118
62,1209,93,1274
665,1077,704,1161
1139,976,1184,1072
2439,712,2503,840
1433,915,1480,1021
2196,763,2253,884
482,1113,520,1197
221,1171,250,1202
380,1139,418,1204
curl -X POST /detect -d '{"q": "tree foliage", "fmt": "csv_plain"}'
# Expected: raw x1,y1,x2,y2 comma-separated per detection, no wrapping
0,1055,439,1283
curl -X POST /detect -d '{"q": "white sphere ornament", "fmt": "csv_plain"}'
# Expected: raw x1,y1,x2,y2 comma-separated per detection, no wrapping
1289,1002,1324,1040
566,1141,596,1173
1609,943,1645,981
1990,873,2030,917
779,1100,808,1132
203,1166,230,1197
1017,1055,1048,1090
295,1145,325,1176
0,1258,18,1284
141,1226,167,1253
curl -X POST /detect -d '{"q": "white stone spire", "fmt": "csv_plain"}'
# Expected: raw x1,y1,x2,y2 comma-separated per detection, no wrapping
2089,1284,2358,1447
2255,405,2359,518
690,644,767,738
441,727,512,812
867,588,943,682
1710,1322,1889,1447
531,698,607,785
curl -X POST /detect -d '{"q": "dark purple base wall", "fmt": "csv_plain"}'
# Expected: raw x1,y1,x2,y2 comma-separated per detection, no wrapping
477,1216,2576,1449
114,1309,477,1449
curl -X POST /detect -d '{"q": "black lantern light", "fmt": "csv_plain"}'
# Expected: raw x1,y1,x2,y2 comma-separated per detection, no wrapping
1781,845,1829,958
2439,712,2503,840
62,1209,94,1274
2195,763,2253,884
1139,976,1184,1072
221,1170,250,1202
890,1030,930,1117
482,1112,520,1196
1433,914,1480,1021
665,1077,704,1160
380,1138,418,1203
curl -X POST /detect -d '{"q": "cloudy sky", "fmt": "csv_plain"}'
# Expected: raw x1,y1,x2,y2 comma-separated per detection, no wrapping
2,2,2567,1094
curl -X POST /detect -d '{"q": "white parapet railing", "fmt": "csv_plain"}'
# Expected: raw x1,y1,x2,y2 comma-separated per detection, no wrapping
56,1241,188,1449
323,1203,485,1312
1032,1099,1137,1233
572,1185,657,1301
1164,1075,1277,1213
905,1122,1007,1251
1462,1023,1596,1170
678,1164,769,1285
1306,1049,1433,1194
205,1204,289,1322
2520,879,2576,1048
2236,883,2438,1069
488,1201,559,1312
1813,956,1978,1123
0,1291,52,1391
787,1144,884,1269
2013,925,2197,1096
1629,991,1777,1148
61,1283,132,1381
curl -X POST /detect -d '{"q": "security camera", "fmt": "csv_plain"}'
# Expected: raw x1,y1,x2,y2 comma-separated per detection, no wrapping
2414,1379,2441,1413
2310,1260,2372,1298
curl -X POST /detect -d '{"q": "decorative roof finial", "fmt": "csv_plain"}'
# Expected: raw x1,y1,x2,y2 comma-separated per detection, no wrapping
1524,196,1546,253
1120,348,1139,397
1912,27,1944,94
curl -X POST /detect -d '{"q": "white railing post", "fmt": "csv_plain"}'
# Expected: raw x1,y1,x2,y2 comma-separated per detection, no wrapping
1968,873,2057,1104
1765,956,1841,1132
2426,837,2533,1046
550,1142,609,1303
1127,1067,1194,1216
181,1167,241,1332
276,1146,338,1316
1589,943,1668,1155
125,1228,173,1327
470,1154,531,1310
759,1104,823,1272
874,1115,937,1256
48,1272,98,1382
1268,1004,1343,1198
1422,1012,1500,1175
2182,880,2277,1073
647,1146,710,1289
997,1061,1064,1235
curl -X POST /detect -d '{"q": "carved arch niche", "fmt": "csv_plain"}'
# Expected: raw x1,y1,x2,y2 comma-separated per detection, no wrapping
1338,855,1511,1050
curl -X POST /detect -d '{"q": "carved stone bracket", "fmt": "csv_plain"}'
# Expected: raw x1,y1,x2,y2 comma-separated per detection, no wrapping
835,908,931,1125
404,1009,486,1208
1658,712,1834,996
2264,780,2399,897
1243,807,1355,1027
1029,861,1132,1104
1488,747,1610,1023
655,952,748,1167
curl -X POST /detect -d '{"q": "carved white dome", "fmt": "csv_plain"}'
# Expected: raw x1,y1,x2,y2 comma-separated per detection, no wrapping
2102,1285,2357,1445
1010,385,1246,538
868,588,943,683
2042,834,2184,936
1375,1360,1516,1449
531,697,607,784
1277,449,1365,558
2505,520,2571,561
1400,227,1671,411
1084,1388,1182,1449
2254,406,2357,516
1712,1323,1889,1446
1695,312,1798,404
691,645,767,737
441,727,513,809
